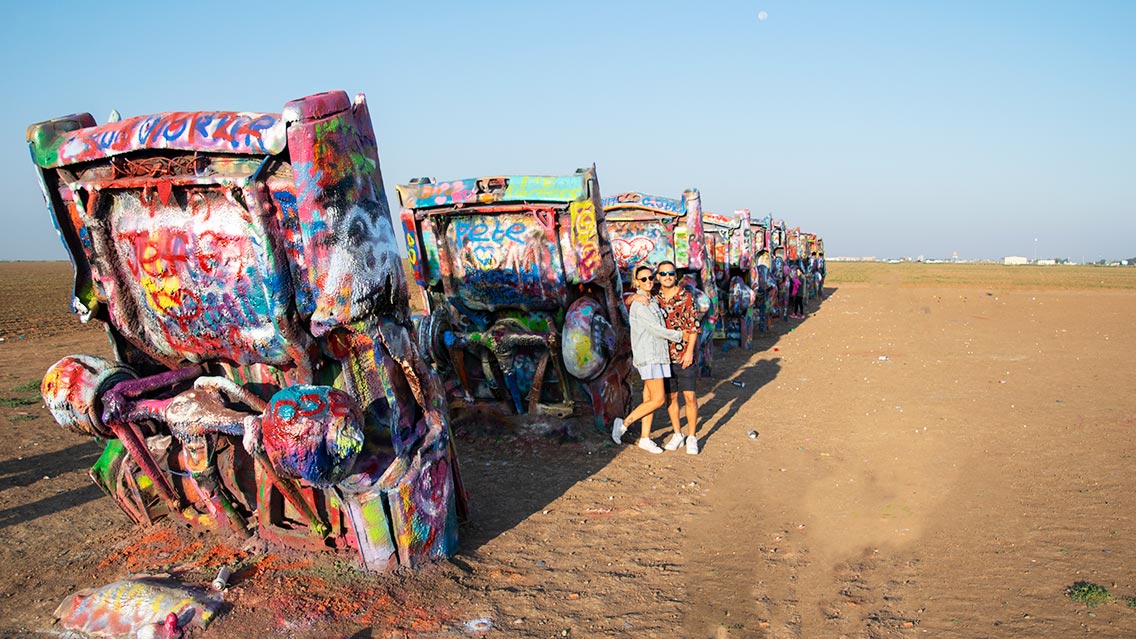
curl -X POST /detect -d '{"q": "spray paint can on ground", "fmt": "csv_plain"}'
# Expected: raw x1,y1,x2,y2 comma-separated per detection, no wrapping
730,380,746,388
212,566,233,591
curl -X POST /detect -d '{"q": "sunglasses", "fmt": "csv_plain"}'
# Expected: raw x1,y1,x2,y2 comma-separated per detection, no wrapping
656,271,677,277
636,276,652,282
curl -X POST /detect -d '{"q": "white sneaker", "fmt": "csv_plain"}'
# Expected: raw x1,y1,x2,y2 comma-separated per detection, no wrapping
685,435,700,455
663,432,685,451
637,438,664,454
611,417,626,444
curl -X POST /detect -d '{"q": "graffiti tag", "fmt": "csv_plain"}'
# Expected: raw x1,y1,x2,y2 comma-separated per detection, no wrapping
56,112,284,166
504,176,583,202
569,200,601,282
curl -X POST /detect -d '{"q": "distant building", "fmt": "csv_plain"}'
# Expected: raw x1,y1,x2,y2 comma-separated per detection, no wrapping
1003,256,1028,265
1037,259,1057,265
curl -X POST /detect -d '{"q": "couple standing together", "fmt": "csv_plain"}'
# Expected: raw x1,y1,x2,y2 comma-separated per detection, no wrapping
612,260,702,455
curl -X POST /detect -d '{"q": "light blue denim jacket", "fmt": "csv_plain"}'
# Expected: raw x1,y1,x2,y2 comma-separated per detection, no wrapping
629,297,684,367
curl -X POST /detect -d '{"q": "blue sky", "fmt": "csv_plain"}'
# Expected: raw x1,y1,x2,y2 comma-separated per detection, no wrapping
2,1,1132,261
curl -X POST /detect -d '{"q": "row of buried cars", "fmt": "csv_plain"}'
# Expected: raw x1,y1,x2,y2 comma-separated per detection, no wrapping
25,91,823,573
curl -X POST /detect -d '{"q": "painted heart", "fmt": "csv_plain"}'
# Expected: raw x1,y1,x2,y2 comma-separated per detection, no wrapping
611,237,655,266
471,245,497,268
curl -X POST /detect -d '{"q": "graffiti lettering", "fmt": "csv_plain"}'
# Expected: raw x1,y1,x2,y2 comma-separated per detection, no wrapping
453,218,529,248
461,268,547,305
504,176,583,202
602,192,684,215
640,195,683,213
405,233,419,268
117,228,241,281
703,212,736,228
674,226,690,267
569,200,601,281
414,179,478,207
55,112,284,166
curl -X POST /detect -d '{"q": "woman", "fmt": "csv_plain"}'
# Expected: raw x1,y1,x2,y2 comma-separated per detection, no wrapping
612,264,688,453
790,265,805,318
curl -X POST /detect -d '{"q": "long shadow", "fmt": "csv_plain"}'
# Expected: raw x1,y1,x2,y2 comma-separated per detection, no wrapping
453,419,620,554
0,441,102,492
451,286,839,552
697,284,839,449
700,357,782,443
0,483,105,530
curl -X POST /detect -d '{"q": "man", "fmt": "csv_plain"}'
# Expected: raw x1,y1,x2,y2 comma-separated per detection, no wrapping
817,252,827,296
645,260,702,454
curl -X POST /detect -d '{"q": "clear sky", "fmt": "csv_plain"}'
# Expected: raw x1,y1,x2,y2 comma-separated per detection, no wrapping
2,1,1132,262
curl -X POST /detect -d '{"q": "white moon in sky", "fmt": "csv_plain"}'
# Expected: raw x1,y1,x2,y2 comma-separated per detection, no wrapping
758,10,768,21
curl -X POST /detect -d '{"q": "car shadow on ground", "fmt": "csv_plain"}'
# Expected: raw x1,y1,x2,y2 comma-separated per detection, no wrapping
0,440,105,530
452,420,620,554
0,441,102,490
451,286,837,551
0,484,105,530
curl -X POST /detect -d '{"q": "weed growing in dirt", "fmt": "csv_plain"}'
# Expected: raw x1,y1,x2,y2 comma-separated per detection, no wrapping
2,380,42,409
1123,596,1136,609
11,380,41,394
1066,581,1110,608
9,414,36,422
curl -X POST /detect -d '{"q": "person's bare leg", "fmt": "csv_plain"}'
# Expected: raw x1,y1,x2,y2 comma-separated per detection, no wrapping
682,390,698,437
640,385,654,434
623,379,666,434
638,381,660,440
667,391,681,436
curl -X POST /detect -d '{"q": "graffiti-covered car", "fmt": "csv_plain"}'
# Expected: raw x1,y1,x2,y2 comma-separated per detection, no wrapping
703,209,757,348
397,168,632,434
802,232,826,298
750,214,777,333
27,90,462,571
769,218,792,322
786,227,811,305
602,189,716,376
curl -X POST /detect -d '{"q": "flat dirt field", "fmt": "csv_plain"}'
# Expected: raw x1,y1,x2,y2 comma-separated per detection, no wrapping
1,261,1134,638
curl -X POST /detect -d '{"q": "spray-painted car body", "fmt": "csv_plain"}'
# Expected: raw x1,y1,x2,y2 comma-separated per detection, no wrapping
397,168,632,433
768,219,792,321
27,90,462,572
703,209,757,348
786,227,812,305
750,215,777,333
601,189,716,376
801,232,826,298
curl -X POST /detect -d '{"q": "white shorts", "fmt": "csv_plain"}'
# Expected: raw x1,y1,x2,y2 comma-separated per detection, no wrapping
636,363,672,380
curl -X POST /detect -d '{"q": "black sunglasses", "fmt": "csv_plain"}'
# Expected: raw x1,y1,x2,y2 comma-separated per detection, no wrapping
656,271,677,277
636,276,652,282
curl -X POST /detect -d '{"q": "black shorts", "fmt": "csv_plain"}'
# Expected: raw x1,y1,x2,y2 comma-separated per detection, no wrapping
664,362,699,394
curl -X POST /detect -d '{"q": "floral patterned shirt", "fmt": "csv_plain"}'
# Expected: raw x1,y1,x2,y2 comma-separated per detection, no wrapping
654,286,699,363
